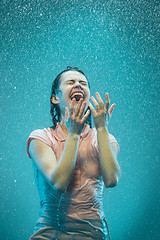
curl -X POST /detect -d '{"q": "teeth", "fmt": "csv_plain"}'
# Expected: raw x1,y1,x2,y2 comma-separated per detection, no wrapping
70,93,84,101
72,93,83,97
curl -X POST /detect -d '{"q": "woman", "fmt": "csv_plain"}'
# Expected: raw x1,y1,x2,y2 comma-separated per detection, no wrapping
26,66,121,240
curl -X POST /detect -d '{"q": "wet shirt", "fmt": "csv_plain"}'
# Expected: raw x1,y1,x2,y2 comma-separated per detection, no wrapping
26,124,120,240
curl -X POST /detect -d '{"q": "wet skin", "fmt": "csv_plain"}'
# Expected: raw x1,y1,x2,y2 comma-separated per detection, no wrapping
51,70,115,134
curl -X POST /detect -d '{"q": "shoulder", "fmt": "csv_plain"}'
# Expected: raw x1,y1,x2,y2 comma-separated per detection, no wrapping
26,127,56,158
89,128,119,142
108,132,119,143
29,127,54,137
28,127,59,142
108,132,120,154
89,128,120,152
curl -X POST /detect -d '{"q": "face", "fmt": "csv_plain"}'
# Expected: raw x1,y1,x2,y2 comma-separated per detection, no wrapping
56,70,90,114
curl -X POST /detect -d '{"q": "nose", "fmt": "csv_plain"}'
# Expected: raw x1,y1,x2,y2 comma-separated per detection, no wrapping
74,81,82,89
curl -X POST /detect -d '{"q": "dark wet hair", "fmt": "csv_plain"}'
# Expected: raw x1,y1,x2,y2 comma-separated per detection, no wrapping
50,66,92,129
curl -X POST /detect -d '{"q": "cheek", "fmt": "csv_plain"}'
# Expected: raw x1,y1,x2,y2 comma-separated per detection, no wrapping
63,90,72,105
86,89,90,99
60,87,70,99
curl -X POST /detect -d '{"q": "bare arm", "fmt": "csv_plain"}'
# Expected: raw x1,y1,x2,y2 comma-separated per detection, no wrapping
29,98,90,191
29,133,79,191
97,127,121,188
89,92,121,188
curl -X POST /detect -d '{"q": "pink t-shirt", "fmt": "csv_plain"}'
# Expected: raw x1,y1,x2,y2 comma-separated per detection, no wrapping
26,123,120,240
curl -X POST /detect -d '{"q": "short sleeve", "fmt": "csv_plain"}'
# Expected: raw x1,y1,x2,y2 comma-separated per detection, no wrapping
108,133,120,153
26,128,55,158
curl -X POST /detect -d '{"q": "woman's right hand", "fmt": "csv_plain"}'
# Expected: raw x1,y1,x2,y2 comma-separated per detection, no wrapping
66,98,90,136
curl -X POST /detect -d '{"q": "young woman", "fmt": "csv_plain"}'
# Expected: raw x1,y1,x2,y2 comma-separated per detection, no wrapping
26,66,121,240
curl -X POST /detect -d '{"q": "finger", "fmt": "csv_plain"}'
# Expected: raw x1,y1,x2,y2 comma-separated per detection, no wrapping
95,92,104,109
109,103,115,117
88,102,97,115
105,93,110,110
90,96,99,111
107,112,110,122
81,109,90,123
78,101,86,118
65,107,69,121
70,98,76,116
74,98,83,116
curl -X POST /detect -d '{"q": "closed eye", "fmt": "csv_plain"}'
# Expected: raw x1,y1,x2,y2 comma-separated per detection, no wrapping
66,80,75,85
66,80,88,86
79,81,88,86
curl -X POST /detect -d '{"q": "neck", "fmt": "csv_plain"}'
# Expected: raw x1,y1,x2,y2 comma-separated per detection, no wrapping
59,117,87,136
60,117,69,135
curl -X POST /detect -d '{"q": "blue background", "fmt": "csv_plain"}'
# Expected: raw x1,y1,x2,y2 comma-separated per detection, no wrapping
1,0,159,239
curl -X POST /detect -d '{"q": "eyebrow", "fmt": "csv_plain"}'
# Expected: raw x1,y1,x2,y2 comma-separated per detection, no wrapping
66,79,88,83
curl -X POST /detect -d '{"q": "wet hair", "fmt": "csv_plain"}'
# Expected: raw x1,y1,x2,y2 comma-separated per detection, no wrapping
50,66,92,129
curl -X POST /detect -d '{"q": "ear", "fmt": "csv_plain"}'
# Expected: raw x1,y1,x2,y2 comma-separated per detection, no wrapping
51,94,60,104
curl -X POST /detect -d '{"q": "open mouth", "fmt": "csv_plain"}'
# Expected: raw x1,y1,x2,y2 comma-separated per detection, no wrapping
70,92,84,101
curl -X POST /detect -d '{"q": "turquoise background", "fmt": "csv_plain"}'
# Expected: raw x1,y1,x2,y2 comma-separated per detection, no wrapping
1,0,159,239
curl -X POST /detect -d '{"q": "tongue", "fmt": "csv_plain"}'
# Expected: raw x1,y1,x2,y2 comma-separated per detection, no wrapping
71,94,83,101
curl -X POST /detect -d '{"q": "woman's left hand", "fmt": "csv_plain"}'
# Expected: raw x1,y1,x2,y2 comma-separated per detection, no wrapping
89,92,115,129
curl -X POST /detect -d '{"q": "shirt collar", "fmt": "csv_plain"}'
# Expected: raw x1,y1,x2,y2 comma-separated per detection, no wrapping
53,123,90,142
